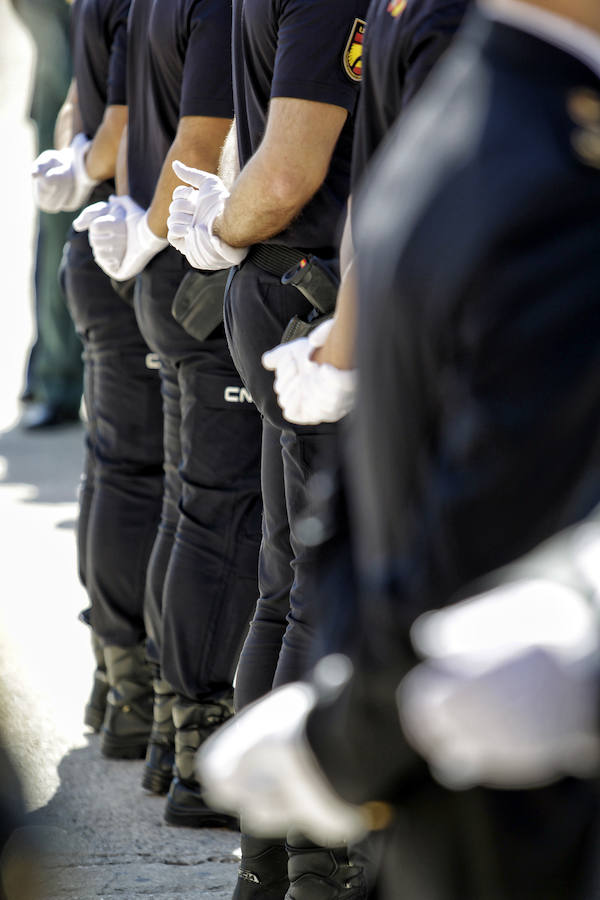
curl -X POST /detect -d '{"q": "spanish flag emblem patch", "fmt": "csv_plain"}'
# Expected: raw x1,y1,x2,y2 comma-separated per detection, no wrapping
387,0,407,17
343,18,366,83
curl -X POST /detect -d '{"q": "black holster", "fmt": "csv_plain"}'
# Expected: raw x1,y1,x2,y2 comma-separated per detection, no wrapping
246,244,339,343
171,268,231,341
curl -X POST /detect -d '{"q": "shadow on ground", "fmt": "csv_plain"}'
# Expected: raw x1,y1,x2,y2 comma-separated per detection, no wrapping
26,740,240,899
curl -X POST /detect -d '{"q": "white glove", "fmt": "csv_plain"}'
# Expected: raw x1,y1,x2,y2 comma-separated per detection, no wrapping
167,160,248,270
398,579,600,790
73,194,167,280
198,662,371,845
31,133,98,213
262,319,357,424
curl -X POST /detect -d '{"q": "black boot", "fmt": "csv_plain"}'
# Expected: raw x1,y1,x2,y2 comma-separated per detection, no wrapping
100,643,153,759
164,694,238,828
84,630,109,733
232,834,289,900
142,675,175,794
285,831,368,900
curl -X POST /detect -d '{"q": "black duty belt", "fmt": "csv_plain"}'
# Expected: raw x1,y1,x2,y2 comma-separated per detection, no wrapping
247,243,311,278
248,242,341,339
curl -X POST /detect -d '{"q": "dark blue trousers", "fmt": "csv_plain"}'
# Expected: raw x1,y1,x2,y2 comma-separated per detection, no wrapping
64,228,164,647
134,248,262,703
224,260,339,710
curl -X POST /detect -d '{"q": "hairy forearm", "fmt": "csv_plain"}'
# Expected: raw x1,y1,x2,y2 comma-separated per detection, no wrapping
85,105,127,182
212,96,348,248
148,115,232,237
218,119,240,191
212,150,313,247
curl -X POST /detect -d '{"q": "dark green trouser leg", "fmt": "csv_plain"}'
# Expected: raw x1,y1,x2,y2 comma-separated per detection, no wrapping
25,215,83,411
15,0,83,413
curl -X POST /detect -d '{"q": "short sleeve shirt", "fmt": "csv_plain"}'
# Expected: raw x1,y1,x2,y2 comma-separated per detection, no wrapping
232,0,369,252
71,0,130,138
127,0,234,210
351,0,468,189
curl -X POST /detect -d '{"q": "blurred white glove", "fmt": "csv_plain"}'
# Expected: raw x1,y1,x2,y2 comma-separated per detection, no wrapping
398,579,600,790
73,194,167,280
262,319,357,424
31,132,98,213
198,659,372,845
167,160,248,270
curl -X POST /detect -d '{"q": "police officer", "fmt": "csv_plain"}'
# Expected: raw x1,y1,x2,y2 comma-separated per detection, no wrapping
259,0,469,712
12,0,84,428
197,0,600,895
263,0,470,426
76,0,263,828
166,0,370,894
30,0,166,753
258,0,600,894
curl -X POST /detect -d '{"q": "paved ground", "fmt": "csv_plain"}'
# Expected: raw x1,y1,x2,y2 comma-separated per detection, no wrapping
0,4,240,897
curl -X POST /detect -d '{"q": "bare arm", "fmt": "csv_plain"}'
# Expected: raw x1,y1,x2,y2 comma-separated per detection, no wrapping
148,115,232,238
115,122,128,195
312,261,357,370
218,119,239,191
84,105,128,183
212,97,348,247
54,79,83,149
312,196,357,370
54,76,127,181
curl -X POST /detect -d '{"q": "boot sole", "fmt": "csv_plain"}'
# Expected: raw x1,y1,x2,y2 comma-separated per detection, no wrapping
101,730,150,760
141,767,173,795
164,800,238,830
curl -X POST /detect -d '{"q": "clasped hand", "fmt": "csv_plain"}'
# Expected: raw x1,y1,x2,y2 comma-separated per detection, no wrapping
262,320,357,424
198,658,372,845
31,133,97,213
167,160,248,270
73,194,167,280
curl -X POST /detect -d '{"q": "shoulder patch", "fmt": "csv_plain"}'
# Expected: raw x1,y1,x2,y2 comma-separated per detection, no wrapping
387,0,407,16
343,18,366,83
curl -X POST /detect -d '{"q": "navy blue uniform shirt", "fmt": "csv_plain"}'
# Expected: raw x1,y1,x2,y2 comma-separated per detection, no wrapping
127,0,234,210
352,0,468,189
232,0,369,252
71,0,130,139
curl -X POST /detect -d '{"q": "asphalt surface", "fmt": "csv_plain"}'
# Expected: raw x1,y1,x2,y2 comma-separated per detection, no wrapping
0,4,241,897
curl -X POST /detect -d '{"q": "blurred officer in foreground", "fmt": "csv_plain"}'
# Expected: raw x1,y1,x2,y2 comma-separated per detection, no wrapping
201,514,600,898
11,0,84,430
30,0,166,749
166,0,370,894
197,0,600,896
75,0,262,828
261,0,470,665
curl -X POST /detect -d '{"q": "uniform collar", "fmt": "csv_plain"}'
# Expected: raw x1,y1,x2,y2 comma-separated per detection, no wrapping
478,0,600,79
